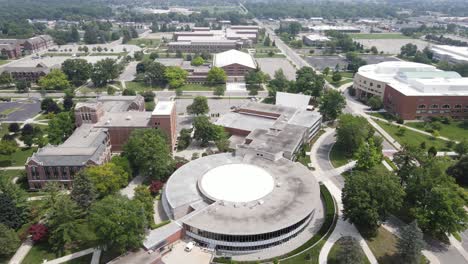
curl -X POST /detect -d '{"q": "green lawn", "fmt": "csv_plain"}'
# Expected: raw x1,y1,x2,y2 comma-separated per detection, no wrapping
328,237,371,264
349,33,411,39
329,144,352,168
375,120,453,151
368,112,395,121
63,253,93,264
0,123,10,138
128,38,161,48
0,147,37,167
0,60,10,65
125,81,164,92
405,121,468,142
325,77,353,88
180,83,220,91
22,243,60,264
254,53,286,58
0,169,24,182
0,107,21,116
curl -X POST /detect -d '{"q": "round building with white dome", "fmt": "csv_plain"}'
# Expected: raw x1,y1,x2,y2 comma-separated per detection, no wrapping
162,152,322,254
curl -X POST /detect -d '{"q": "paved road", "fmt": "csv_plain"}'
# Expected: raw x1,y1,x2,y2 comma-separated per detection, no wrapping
119,61,138,81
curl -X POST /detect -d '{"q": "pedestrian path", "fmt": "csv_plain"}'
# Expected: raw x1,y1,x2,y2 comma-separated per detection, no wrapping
43,248,98,264
8,239,33,264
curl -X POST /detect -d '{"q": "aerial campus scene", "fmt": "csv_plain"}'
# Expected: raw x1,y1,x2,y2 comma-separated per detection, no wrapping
1,0,468,264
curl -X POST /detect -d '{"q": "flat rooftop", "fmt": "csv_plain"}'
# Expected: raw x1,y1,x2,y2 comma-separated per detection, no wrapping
95,112,152,127
165,153,320,235
153,101,175,115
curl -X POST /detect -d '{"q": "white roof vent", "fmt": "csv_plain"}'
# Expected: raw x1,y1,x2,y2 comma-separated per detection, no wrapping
276,182,282,187
125,115,132,120
258,200,264,205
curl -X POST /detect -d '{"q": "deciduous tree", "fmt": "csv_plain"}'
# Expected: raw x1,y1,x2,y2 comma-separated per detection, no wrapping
83,163,128,198
62,59,93,86
397,221,425,264
187,96,209,115
47,112,75,145
164,66,187,88
39,69,71,90
318,90,346,121
123,129,173,180
90,195,146,253
71,172,97,209
0,224,20,256
206,67,227,85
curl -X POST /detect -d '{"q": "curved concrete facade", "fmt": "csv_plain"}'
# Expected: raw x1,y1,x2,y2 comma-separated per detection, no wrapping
162,152,321,252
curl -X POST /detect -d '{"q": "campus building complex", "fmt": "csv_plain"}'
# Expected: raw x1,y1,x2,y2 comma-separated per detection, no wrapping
431,45,468,64
0,62,57,82
168,26,259,53
143,93,323,257
0,35,54,59
354,61,468,120
25,96,177,189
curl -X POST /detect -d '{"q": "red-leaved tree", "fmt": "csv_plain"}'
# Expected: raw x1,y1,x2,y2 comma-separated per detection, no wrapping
28,223,48,242
149,180,163,195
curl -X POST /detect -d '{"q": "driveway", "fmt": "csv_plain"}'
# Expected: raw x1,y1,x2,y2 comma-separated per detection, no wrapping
161,241,212,264
119,61,138,81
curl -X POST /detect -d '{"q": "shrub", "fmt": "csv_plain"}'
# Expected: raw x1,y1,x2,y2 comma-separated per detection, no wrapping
149,181,164,195
28,224,48,242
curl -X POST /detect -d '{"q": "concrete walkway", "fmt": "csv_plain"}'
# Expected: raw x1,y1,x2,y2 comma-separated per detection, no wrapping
309,127,378,264
120,175,144,199
43,248,99,264
8,239,33,264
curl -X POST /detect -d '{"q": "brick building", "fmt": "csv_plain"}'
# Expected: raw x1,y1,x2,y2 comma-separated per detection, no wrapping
0,62,56,82
212,49,256,80
0,35,54,58
25,96,177,189
0,41,21,59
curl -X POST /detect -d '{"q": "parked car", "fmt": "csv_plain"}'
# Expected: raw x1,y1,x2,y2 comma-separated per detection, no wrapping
185,241,195,252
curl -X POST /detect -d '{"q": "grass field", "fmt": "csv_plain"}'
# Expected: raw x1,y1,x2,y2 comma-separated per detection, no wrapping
127,38,161,48
179,83,220,91
405,121,468,142
0,147,37,167
375,120,453,151
0,60,10,65
124,81,164,92
22,243,59,264
329,144,353,168
349,33,411,39
328,237,371,264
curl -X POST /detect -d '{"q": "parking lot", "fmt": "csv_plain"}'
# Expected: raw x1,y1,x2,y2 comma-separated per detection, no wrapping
360,54,400,64
0,99,41,121
256,57,296,80
161,241,212,264
305,55,348,71
355,38,431,54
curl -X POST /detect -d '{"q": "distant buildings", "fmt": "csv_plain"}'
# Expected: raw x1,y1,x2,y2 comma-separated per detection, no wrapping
0,35,54,59
308,25,361,33
302,34,330,46
354,61,468,120
213,49,256,79
431,45,468,64
0,62,57,82
26,96,177,189
168,26,259,53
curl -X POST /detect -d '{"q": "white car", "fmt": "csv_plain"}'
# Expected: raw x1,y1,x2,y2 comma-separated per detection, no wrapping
185,241,195,252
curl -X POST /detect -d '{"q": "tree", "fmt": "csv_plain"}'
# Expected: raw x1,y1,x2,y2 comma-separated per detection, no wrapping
71,172,97,209
405,158,467,236
294,67,324,98
331,71,342,82
46,195,84,253
164,66,187,88
63,96,74,111
89,195,146,253
84,27,98,44
191,56,205,66
15,80,30,93
0,140,18,156
263,35,271,46
335,114,374,155
70,26,80,42
323,67,330,76
193,115,225,146
455,139,468,157
39,69,71,90
334,236,365,264
354,138,383,171
8,123,19,133
447,156,468,185
144,62,166,86
367,96,383,110
149,181,164,196
41,97,60,114
370,46,378,54
0,193,24,229
0,224,20,256
268,69,290,97
134,186,154,225
123,129,173,180
62,59,93,86
91,58,119,87
318,90,346,121
397,221,425,264
47,112,75,145
342,167,404,234
0,72,13,86
214,85,226,96
428,146,437,157
187,96,209,115
28,223,48,242
122,89,136,96
206,67,227,85
177,128,192,150
82,163,128,198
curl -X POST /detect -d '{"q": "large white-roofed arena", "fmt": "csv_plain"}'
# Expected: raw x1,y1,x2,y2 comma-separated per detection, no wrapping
161,152,322,255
